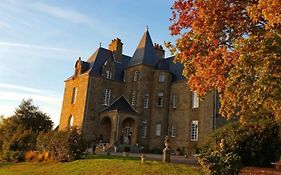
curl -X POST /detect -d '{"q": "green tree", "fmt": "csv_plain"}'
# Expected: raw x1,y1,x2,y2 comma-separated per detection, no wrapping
0,99,53,161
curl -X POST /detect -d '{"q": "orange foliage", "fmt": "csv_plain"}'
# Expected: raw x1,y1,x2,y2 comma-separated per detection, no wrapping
168,0,281,119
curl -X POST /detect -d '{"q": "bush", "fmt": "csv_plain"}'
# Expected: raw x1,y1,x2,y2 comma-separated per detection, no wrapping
197,141,241,175
24,151,53,162
2,151,24,162
150,147,162,154
197,117,281,175
2,129,37,152
37,128,85,162
123,146,130,152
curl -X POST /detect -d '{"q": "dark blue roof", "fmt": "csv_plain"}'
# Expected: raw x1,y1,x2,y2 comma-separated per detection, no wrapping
102,96,137,114
126,30,159,68
158,57,186,81
68,31,186,82
85,47,131,81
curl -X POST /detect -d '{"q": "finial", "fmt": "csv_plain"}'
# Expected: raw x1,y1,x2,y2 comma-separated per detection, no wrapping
146,25,149,31
99,42,102,48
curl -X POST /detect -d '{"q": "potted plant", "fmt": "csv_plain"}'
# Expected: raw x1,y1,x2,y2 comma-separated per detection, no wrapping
123,146,130,157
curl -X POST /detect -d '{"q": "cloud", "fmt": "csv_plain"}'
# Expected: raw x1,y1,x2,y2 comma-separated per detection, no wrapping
0,82,44,94
34,2,96,28
0,21,10,29
0,82,62,126
0,41,72,52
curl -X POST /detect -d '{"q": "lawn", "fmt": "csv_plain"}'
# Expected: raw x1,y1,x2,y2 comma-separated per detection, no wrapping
0,155,202,175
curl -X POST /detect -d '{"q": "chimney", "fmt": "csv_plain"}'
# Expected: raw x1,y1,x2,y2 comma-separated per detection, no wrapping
154,43,165,60
108,38,123,62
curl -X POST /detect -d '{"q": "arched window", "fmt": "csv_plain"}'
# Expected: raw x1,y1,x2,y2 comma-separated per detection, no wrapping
68,115,74,128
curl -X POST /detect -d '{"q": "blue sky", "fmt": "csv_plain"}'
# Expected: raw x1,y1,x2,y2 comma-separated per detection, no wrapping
0,0,175,126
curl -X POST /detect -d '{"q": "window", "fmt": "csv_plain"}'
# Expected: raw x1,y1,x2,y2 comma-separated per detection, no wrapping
123,71,126,82
171,126,176,137
191,120,199,141
158,75,165,82
157,92,164,107
105,70,112,79
141,121,147,138
133,71,140,81
71,87,77,104
68,115,74,128
172,95,177,108
131,91,137,106
143,93,149,108
103,89,111,106
155,123,161,136
192,92,199,108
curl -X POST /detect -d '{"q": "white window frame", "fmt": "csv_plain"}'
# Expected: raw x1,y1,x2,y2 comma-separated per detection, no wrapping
171,126,176,137
155,123,161,136
159,74,165,82
105,70,112,79
69,115,74,128
190,120,199,141
157,92,164,107
131,91,137,106
141,121,147,138
192,92,199,108
71,87,77,104
143,93,149,108
172,95,177,108
103,89,111,106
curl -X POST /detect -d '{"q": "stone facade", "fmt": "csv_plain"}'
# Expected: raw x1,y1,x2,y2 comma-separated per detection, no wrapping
59,30,226,153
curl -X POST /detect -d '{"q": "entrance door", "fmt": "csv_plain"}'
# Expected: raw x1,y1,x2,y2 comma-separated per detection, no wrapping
124,127,131,144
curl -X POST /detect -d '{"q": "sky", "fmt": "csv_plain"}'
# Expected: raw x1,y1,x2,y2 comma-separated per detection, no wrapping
0,0,176,126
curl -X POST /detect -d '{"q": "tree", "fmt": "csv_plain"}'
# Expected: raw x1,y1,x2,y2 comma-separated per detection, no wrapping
12,99,53,132
0,99,53,156
167,0,281,120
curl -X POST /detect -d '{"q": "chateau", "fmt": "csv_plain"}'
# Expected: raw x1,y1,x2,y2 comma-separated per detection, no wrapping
59,29,226,153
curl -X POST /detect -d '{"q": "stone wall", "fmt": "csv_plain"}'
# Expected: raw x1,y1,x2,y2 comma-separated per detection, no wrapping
59,73,90,131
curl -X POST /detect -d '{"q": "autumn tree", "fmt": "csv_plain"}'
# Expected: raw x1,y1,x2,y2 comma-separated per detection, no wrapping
167,0,281,120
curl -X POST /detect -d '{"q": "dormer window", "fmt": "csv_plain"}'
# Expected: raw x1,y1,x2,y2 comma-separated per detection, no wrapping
102,59,115,80
105,70,112,79
133,71,140,81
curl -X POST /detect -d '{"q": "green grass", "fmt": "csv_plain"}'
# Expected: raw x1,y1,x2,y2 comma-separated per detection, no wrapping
0,155,202,175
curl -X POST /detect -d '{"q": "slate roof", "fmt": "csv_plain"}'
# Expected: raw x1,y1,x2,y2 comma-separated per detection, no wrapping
126,30,159,68
67,30,185,82
86,47,131,81
102,96,137,114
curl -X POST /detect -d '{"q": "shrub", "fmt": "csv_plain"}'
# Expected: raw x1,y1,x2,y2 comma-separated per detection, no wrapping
37,128,85,162
197,140,241,175
150,147,162,154
2,151,24,162
123,146,130,152
24,151,53,162
197,117,281,175
2,129,37,152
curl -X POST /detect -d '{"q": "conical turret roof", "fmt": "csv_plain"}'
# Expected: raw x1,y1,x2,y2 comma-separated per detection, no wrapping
126,30,158,67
